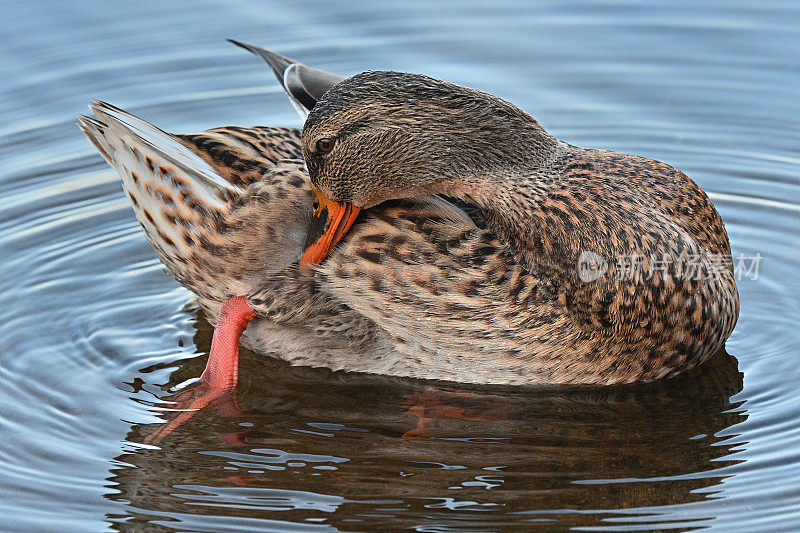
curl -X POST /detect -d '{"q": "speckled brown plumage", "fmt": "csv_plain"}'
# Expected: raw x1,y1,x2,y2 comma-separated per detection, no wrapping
79,54,739,385
301,71,740,384
79,102,541,379
80,102,388,369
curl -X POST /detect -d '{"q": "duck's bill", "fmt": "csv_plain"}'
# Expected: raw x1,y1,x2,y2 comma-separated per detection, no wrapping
300,187,361,265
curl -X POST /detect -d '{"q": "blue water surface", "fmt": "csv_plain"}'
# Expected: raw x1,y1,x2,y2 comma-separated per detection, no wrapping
1,1,799,531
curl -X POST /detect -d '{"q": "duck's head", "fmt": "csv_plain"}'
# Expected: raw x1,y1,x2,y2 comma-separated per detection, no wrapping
299,70,553,264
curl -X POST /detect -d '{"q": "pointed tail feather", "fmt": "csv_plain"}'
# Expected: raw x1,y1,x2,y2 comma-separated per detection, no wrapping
228,39,345,119
78,114,113,163
88,101,240,200
79,101,239,262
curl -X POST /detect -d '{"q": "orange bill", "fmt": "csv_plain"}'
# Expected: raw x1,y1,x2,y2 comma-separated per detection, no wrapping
300,186,361,265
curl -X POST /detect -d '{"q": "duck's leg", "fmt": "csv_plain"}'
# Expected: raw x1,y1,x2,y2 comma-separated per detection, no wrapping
197,296,256,389
145,296,256,443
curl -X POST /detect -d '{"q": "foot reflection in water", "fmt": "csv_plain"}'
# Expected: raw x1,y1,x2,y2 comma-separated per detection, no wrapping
107,311,746,530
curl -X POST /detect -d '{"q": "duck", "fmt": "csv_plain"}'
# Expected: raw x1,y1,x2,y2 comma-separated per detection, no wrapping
295,51,740,384
78,41,739,423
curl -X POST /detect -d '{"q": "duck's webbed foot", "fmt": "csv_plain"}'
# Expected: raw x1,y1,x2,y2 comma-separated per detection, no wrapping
144,296,256,444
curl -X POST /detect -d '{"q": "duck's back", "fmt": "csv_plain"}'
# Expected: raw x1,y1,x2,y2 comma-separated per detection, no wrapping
553,147,733,257
531,146,741,381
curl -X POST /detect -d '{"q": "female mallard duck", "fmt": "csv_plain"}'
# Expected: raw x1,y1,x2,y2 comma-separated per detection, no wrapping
299,65,741,379
79,42,739,418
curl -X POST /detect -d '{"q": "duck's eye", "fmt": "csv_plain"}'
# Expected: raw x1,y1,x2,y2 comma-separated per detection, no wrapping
316,138,334,153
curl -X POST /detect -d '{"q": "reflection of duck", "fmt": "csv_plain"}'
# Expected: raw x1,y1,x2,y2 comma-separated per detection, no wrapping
80,41,738,404
111,333,744,530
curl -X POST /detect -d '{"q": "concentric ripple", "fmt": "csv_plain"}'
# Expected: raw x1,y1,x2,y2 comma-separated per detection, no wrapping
1,1,799,531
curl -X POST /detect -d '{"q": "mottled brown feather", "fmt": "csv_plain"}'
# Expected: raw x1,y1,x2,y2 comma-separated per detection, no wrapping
82,93,738,385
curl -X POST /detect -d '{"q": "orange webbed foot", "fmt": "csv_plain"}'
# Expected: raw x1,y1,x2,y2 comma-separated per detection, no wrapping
144,296,255,444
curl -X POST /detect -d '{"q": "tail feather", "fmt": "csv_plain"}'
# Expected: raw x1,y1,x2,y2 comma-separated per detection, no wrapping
228,40,345,119
77,115,113,162
88,101,240,202
79,102,239,262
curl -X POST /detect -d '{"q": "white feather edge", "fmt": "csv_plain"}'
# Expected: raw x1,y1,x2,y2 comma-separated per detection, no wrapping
284,64,311,120
78,102,240,257
88,101,242,198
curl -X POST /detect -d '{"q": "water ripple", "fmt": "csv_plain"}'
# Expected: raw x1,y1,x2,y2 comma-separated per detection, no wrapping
1,1,799,531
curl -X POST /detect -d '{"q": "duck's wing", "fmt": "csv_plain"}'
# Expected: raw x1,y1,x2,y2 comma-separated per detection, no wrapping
176,125,302,187
228,39,346,119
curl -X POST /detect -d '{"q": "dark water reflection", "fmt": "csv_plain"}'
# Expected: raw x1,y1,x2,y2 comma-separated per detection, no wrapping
2,0,799,531
111,316,745,530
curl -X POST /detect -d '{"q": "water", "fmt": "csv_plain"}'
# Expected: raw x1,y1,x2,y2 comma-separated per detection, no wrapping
1,1,798,531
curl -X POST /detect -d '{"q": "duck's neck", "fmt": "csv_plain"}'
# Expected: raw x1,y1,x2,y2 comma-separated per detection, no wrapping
439,128,568,270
